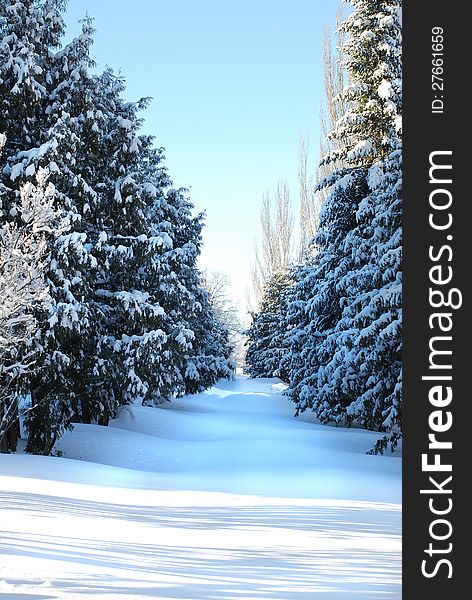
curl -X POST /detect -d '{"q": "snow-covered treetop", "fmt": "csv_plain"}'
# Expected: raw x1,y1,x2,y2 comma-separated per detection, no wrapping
322,0,402,170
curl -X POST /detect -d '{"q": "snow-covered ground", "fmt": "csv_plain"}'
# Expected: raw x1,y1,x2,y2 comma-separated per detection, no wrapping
0,376,401,599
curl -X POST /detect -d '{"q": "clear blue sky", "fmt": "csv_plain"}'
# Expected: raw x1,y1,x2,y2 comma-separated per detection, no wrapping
63,0,339,317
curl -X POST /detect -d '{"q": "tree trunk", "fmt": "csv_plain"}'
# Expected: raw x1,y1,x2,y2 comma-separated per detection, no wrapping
25,386,52,455
98,412,110,427
81,396,91,424
0,399,20,453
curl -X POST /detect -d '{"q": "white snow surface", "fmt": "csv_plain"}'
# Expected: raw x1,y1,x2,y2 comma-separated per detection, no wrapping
0,376,401,599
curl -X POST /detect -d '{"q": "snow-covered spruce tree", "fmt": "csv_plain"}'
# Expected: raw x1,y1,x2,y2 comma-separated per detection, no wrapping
183,285,234,394
0,0,92,453
285,170,369,417
7,13,109,453
316,0,402,452
246,270,291,381
2,0,232,452
246,181,294,380
0,3,158,450
337,149,402,453
153,189,234,396
85,75,232,407
286,0,402,452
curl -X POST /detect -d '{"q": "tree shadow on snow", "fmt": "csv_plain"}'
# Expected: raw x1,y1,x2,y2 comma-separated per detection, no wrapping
0,490,401,599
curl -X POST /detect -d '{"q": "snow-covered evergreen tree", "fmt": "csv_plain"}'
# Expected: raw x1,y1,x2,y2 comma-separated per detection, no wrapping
1,1,232,453
85,77,232,407
321,0,402,451
183,285,234,394
317,149,402,453
285,170,369,418
286,0,402,452
246,270,291,381
12,14,107,453
323,0,402,169
0,0,92,453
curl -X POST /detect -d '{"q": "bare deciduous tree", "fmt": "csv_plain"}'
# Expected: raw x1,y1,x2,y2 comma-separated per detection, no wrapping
298,133,321,259
299,3,348,259
200,269,246,368
320,4,349,170
201,269,241,336
0,163,63,452
250,180,294,310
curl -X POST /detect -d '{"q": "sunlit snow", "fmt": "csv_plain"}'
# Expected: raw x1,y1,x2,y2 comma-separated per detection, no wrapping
0,376,401,599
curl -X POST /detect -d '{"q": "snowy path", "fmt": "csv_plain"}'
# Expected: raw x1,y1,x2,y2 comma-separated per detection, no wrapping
0,377,401,599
